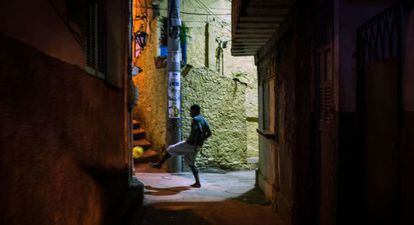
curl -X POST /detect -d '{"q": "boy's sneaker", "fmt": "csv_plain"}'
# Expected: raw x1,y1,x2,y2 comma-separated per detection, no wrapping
149,162,162,169
190,182,201,188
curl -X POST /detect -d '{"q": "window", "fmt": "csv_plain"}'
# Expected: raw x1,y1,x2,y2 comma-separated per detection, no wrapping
85,0,107,78
263,78,275,133
259,52,277,134
259,51,276,138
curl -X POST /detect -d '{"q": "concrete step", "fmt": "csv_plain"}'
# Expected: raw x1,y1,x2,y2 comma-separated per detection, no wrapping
132,128,145,140
132,119,141,130
134,149,159,164
133,139,152,150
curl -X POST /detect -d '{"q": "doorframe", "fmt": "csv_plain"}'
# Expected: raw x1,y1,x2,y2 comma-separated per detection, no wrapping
312,0,336,224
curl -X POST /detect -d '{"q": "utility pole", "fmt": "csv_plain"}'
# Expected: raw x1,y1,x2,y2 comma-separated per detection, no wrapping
166,0,182,173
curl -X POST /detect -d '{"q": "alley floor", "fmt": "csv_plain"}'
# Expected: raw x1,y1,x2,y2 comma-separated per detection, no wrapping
130,165,284,225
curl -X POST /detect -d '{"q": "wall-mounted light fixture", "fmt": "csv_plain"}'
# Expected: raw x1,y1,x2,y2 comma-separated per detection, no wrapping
135,31,148,49
134,12,148,49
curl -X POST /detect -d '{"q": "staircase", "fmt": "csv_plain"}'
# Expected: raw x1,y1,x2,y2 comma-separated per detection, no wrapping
132,119,159,164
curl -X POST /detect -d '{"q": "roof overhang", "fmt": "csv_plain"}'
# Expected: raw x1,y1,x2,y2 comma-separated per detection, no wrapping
231,0,295,56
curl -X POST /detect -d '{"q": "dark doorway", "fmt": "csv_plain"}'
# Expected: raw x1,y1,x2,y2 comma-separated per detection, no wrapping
357,4,403,225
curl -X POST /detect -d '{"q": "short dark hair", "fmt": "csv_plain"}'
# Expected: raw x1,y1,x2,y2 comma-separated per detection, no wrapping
190,104,201,114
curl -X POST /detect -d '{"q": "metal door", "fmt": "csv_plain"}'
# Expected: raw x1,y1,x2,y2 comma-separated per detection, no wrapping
357,4,402,225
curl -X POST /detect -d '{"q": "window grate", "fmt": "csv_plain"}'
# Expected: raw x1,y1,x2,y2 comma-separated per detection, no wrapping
357,3,401,67
86,0,107,75
319,84,334,122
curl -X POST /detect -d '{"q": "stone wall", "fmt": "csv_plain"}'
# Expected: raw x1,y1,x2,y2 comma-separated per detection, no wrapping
133,2,167,150
243,73,259,159
181,67,248,169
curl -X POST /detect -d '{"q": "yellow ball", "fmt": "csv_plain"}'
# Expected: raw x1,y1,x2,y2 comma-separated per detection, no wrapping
132,146,144,159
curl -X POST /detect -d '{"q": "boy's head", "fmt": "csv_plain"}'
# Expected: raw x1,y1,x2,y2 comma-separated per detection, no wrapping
190,104,201,117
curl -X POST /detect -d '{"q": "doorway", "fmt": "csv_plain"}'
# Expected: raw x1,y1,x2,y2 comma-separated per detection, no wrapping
357,4,403,225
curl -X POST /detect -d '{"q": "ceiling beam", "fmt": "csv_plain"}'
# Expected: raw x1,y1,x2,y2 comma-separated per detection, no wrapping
235,37,270,41
232,48,257,51
232,52,256,56
234,40,267,44
239,16,285,23
232,50,256,53
237,22,280,28
233,42,263,45
235,29,275,34
248,0,295,7
232,0,294,57
232,51,257,53
235,27,278,33
233,34,273,39
245,7,291,16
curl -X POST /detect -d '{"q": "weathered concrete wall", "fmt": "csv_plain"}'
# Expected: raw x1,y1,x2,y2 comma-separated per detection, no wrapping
132,2,167,150
181,68,248,170
246,120,259,158
0,34,128,225
240,71,259,159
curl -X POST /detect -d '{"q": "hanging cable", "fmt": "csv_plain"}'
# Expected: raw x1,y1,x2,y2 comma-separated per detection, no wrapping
135,5,231,15
193,0,231,31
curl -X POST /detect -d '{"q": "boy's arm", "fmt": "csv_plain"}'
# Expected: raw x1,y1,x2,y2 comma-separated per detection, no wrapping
204,121,212,139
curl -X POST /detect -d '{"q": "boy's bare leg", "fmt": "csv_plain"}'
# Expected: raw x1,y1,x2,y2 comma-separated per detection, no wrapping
189,165,201,188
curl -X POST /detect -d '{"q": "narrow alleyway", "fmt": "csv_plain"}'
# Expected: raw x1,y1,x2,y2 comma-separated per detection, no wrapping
130,166,284,225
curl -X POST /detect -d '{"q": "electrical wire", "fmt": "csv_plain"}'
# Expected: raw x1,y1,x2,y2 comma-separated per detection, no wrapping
181,11,231,16
193,0,231,31
136,6,231,15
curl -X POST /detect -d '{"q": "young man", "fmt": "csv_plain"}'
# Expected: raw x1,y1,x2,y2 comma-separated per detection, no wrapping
150,104,211,188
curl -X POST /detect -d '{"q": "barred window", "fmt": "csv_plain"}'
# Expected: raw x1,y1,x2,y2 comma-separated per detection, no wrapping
85,0,107,78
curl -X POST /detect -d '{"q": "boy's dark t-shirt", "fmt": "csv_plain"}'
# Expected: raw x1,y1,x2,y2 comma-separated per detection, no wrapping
187,114,211,146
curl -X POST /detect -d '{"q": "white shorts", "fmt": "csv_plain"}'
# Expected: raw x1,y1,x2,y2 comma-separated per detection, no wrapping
166,141,200,166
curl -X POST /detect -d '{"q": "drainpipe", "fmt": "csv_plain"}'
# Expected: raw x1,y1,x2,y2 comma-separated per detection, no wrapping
205,22,209,68
166,0,182,173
